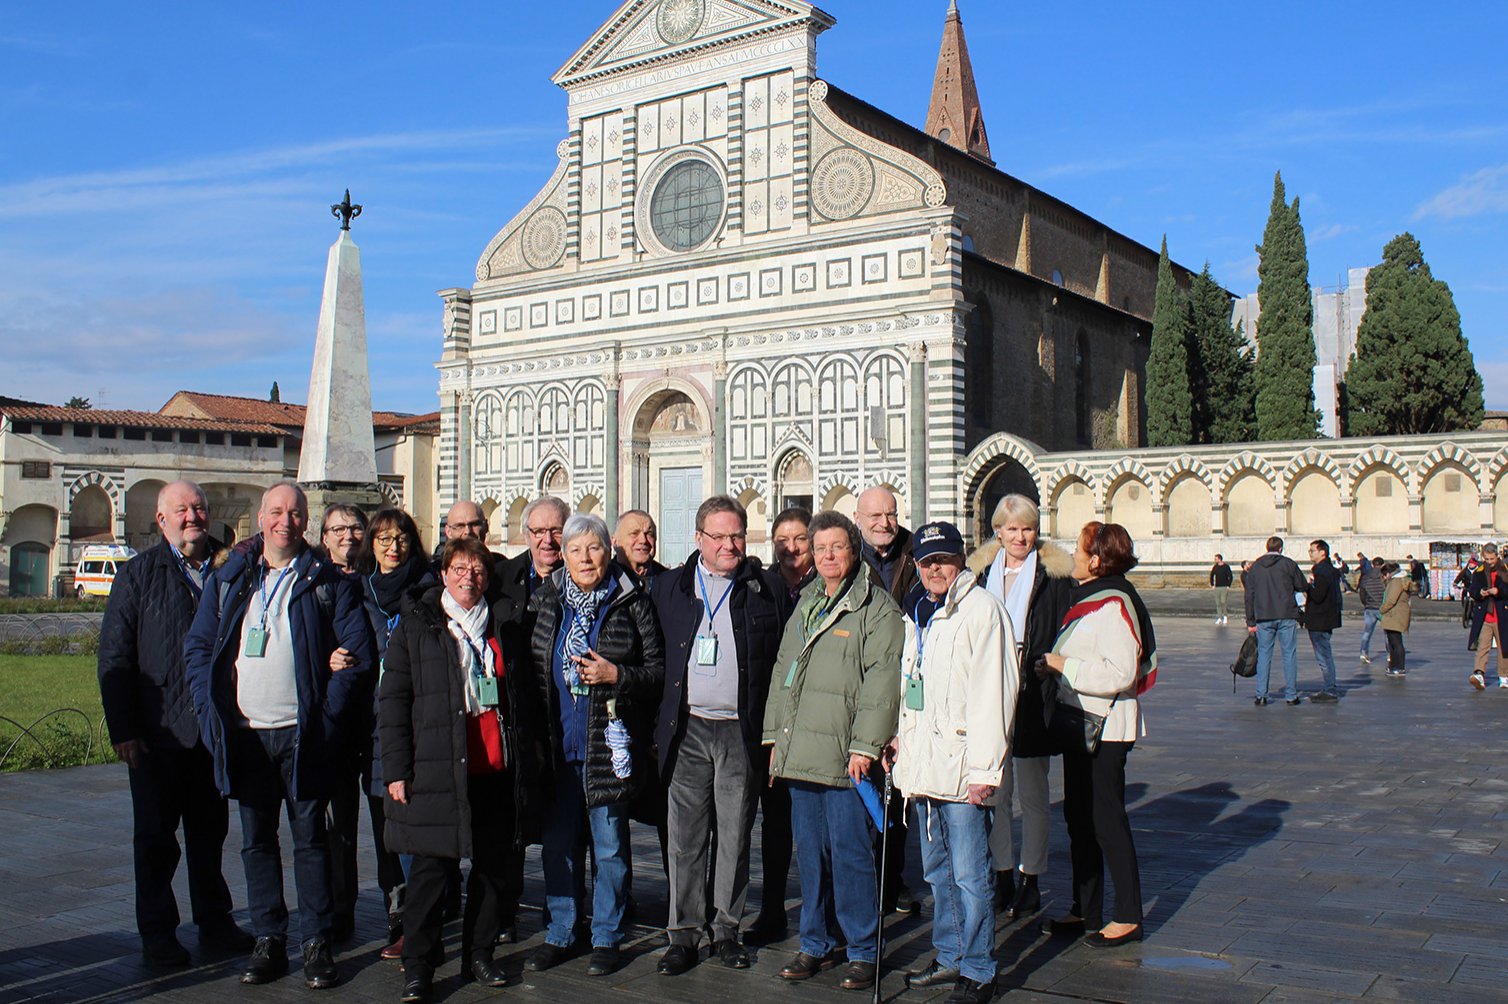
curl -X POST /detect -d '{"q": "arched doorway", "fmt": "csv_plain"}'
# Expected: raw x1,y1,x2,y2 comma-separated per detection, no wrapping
972,458,1039,542
3,503,58,597
774,450,815,514
70,485,115,544
631,389,709,565
125,479,167,551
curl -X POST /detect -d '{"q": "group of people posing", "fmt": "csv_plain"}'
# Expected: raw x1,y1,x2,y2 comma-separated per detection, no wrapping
98,479,1159,1004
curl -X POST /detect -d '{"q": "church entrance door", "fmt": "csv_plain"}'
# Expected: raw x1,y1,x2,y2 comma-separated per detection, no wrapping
659,467,703,566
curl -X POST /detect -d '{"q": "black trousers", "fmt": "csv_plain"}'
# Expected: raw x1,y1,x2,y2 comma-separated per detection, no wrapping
1062,741,1142,928
402,771,517,971
128,744,234,942
325,752,361,923
757,778,793,920
1386,629,1406,672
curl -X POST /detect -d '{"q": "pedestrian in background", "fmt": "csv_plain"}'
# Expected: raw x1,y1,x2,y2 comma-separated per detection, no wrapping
1209,554,1232,625
1380,561,1415,678
1243,537,1308,706
1304,540,1342,702
1467,544,1508,690
1356,554,1385,665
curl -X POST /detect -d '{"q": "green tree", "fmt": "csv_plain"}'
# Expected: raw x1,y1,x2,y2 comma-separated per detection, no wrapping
1146,236,1194,446
1253,172,1319,439
1343,232,1484,435
1187,263,1255,443
64,396,92,409
269,381,281,403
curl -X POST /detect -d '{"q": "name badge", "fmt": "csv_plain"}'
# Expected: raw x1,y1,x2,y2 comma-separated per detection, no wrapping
905,676,925,711
783,659,800,688
476,676,500,708
695,634,719,666
243,627,267,658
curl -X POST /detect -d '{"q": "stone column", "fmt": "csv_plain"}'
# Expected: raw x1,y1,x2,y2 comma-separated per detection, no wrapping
713,360,728,495
604,377,621,519
456,392,473,502
909,345,928,525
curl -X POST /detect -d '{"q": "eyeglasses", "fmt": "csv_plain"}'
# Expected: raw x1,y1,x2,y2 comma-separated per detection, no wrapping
324,524,363,537
447,564,488,580
916,556,960,568
450,519,487,533
374,533,409,550
700,531,747,545
813,543,854,557
526,526,564,539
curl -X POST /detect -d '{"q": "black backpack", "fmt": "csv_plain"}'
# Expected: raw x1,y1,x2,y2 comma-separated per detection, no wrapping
1230,633,1258,691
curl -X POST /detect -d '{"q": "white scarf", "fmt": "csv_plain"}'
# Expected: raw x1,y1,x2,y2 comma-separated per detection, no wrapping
441,589,494,716
987,545,1037,641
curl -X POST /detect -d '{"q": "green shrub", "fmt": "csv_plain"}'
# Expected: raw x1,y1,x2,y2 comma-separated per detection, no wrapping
0,715,110,771
0,598,108,614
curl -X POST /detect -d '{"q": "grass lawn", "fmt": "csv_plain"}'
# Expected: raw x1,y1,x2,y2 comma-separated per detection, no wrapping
0,654,115,769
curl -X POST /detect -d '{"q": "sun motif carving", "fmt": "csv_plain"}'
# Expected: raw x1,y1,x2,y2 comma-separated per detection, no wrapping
656,0,704,44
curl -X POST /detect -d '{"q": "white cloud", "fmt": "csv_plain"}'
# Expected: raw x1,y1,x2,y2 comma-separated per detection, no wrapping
1309,222,1359,242
1414,164,1508,221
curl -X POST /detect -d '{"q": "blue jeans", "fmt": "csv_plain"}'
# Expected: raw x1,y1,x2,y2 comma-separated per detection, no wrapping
1308,630,1339,695
541,760,631,949
232,727,333,942
918,798,996,983
789,781,878,963
1359,609,1381,657
1254,619,1299,701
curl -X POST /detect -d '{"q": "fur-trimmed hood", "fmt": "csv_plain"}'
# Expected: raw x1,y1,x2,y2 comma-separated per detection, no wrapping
966,539,1075,579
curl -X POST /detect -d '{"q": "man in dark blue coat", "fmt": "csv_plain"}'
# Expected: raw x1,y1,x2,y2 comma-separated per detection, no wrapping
98,480,253,968
649,495,787,975
183,481,375,989
1304,540,1343,702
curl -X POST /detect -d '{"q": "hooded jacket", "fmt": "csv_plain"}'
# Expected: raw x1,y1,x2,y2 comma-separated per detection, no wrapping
182,537,376,800
528,563,665,807
966,540,1074,758
763,569,903,788
1380,574,1415,633
1243,551,1308,627
1305,558,1343,633
893,569,1013,802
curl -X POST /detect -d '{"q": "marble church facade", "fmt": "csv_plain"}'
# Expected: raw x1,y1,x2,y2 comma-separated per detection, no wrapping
438,0,1191,562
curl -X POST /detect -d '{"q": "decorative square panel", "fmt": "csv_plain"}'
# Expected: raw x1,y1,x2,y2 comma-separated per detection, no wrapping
898,248,925,279
759,268,782,296
792,263,816,293
697,277,719,305
582,295,602,321
728,273,750,301
826,259,852,289
504,307,523,332
478,310,497,334
530,303,548,327
861,254,888,284
555,299,575,324
610,290,630,317
638,286,659,313
667,281,688,309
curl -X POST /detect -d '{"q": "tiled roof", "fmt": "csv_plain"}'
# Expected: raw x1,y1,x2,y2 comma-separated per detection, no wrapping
161,391,432,432
1,405,285,436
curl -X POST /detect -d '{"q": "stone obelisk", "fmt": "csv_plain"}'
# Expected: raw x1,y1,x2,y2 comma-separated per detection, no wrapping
298,191,386,531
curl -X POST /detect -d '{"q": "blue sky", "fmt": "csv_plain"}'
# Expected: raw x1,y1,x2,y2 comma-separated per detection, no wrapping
2,1,1505,417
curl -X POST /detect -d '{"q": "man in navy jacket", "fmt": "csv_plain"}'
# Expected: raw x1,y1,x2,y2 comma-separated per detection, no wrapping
649,495,787,975
183,481,374,989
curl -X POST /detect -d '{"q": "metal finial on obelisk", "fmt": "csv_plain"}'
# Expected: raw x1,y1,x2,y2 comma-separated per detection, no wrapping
331,189,362,231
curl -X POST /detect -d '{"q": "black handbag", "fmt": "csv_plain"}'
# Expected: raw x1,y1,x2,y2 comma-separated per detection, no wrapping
1045,683,1118,756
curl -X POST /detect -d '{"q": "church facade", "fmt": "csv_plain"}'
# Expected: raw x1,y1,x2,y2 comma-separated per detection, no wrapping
438,0,1192,561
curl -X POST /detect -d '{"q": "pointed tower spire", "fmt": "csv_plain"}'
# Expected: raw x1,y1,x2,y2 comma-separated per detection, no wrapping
925,0,993,165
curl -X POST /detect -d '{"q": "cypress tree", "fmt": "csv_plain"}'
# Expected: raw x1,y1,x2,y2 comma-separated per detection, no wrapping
269,381,281,403
1146,236,1194,446
1188,263,1256,443
1253,172,1319,439
1344,232,1484,435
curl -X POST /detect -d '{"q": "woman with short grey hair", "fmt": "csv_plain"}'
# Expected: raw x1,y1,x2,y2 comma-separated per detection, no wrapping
562,513,613,555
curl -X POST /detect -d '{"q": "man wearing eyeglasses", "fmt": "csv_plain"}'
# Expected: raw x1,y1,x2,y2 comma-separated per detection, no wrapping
649,495,787,975
854,486,920,915
490,494,570,942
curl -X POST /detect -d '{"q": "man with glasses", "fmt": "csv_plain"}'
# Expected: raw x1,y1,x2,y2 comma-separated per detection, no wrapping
650,496,787,975
855,486,919,915
491,494,570,942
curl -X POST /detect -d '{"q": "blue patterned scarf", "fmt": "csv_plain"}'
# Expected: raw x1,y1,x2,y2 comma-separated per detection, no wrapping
561,573,611,689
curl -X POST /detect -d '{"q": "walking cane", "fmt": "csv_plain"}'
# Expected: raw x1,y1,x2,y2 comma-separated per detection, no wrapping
874,768,894,1004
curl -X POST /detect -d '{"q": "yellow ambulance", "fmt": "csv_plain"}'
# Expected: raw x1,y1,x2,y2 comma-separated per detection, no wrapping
73,544,137,599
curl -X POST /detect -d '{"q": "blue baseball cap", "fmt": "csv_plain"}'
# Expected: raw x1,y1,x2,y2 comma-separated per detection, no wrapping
912,521,965,562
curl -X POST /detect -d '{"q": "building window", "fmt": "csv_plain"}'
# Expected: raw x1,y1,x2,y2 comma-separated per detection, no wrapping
151,429,173,442
257,435,276,448
21,461,50,479
98,425,116,438
649,159,724,251
12,421,32,434
205,432,225,445
41,423,63,436
180,431,200,444
231,433,252,447
124,427,146,440
73,424,93,438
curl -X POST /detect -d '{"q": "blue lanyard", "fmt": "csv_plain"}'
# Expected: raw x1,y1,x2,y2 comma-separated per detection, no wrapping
169,544,204,599
695,565,734,633
912,595,940,672
259,564,295,633
463,636,492,680
367,575,401,634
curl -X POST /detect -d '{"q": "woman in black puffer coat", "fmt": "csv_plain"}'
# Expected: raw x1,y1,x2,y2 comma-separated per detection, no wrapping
379,538,541,1002
524,513,664,978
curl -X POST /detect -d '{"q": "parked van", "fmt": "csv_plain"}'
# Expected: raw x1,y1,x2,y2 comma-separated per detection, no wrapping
74,544,137,599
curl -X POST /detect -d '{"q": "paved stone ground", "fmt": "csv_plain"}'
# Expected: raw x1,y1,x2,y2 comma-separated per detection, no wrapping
3,616,1507,1003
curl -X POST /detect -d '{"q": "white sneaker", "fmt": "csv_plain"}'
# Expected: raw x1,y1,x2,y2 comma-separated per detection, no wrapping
1470,671,1487,691
1498,678,1508,689
1359,653,1370,664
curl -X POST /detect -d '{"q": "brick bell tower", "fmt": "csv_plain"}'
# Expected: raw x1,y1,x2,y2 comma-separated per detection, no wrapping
925,0,994,165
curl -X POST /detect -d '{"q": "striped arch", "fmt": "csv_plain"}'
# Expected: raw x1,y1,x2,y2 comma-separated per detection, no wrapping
817,470,861,501
377,482,403,508
67,470,124,508
730,474,762,496
1281,448,1345,499
1487,448,1508,492
571,484,606,511
1098,456,1155,509
1346,446,1412,497
1043,460,1096,505
1159,455,1214,502
960,433,1044,498
1417,442,1484,492
1219,452,1279,498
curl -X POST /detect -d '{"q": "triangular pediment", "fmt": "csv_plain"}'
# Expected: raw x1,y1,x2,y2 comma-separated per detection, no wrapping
554,0,834,87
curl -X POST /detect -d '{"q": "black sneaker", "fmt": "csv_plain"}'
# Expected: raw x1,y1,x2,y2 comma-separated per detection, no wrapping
1253,696,1269,706
302,938,339,990
240,936,288,985
1310,691,1339,703
1285,696,1303,705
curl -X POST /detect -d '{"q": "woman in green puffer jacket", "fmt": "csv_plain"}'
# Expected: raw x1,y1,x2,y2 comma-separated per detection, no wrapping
762,510,902,992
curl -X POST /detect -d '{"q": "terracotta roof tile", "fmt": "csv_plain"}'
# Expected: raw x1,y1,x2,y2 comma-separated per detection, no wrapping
161,391,433,432
2,405,286,436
